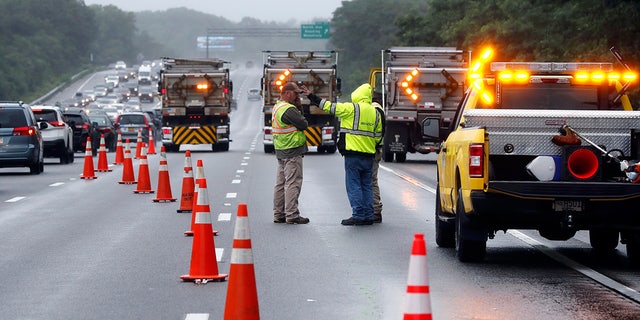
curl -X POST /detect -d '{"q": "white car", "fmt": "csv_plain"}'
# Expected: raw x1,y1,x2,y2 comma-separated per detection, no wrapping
31,105,74,164
114,60,127,70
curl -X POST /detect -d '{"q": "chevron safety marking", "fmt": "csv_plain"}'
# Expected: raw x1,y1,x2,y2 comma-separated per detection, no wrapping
173,126,217,145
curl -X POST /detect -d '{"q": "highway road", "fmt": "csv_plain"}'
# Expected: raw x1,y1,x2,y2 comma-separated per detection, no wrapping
1,67,640,319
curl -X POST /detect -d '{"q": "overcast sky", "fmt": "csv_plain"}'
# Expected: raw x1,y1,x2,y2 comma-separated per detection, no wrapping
84,0,347,23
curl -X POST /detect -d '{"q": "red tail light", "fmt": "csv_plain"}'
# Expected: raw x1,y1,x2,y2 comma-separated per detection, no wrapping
323,128,333,135
264,128,272,135
49,121,66,127
163,128,171,135
12,126,37,136
223,87,229,94
469,144,484,178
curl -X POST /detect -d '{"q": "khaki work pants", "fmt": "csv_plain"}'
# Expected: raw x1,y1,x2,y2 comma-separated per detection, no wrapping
273,155,303,219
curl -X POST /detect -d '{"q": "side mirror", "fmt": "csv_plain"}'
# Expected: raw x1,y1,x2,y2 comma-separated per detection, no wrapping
422,117,440,140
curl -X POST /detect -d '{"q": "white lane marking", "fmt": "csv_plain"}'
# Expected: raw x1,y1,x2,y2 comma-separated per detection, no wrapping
226,193,237,198
218,213,231,221
380,165,436,194
224,203,231,206
236,170,245,173
5,197,26,203
185,313,209,320
241,162,248,166
216,248,224,261
509,230,640,303
49,182,64,187
232,179,241,184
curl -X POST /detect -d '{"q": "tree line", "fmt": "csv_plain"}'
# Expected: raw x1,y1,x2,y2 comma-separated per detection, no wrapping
2,0,640,104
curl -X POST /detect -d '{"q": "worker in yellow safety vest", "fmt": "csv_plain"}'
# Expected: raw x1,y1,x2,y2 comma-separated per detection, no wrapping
272,82,310,224
301,83,383,225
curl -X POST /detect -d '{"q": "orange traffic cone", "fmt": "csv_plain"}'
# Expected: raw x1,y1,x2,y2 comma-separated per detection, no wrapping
184,159,204,236
133,143,154,194
119,139,136,184
112,131,124,165
147,128,156,155
153,146,176,202
224,203,260,319
80,137,97,180
180,173,228,283
185,160,218,236
96,134,112,172
134,129,143,159
403,233,432,320
177,150,195,213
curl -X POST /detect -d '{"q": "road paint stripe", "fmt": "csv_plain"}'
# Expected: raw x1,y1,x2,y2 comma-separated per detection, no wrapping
226,193,237,198
185,313,209,320
5,197,26,203
218,213,231,221
509,230,640,303
241,162,248,166
380,165,436,194
216,248,224,261
232,179,241,184
49,182,64,187
236,170,245,173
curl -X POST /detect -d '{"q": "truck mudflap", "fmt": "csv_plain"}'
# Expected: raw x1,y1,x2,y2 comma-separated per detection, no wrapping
172,126,218,144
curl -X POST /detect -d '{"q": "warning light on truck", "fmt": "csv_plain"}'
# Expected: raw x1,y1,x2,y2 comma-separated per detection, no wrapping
401,68,420,101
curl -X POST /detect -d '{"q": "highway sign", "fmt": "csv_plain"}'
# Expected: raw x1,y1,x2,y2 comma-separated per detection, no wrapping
301,22,330,39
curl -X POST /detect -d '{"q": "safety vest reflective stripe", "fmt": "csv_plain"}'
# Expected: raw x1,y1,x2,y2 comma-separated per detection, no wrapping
272,126,297,134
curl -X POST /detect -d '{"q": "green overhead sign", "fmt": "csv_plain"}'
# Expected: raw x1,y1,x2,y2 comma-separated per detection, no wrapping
301,22,330,39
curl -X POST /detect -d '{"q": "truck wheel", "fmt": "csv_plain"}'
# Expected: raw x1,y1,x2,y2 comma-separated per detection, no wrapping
396,152,407,163
589,229,619,252
327,146,337,154
213,143,229,152
317,146,325,153
455,189,486,262
383,152,394,162
264,145,274,153
435,185,455,248
623,232,640,267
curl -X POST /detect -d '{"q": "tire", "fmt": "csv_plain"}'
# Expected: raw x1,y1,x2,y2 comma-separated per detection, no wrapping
30,161,43,175
213,142,229,152
589,229,619,252
317,146,325,153
435,184,455,248
455,189,486,262
327,145,337,154
59,151,69,164
264,145,274,153
67,150,75,163
396,152,407,163
626,232,640,267
383,152,394,162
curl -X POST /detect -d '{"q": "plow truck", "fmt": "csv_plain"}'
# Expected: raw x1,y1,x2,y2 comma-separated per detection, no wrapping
261,50,341,153
158,57,232,152
435,47,640,263
371,47,468,162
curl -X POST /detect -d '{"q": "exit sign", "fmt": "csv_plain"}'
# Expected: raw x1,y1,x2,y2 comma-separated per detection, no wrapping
301,22,330,39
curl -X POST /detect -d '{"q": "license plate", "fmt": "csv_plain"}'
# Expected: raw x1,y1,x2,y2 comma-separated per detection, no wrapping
553,200,584,212
128,127,135,132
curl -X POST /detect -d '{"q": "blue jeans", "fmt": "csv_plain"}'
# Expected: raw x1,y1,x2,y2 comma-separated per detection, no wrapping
344,154,374,221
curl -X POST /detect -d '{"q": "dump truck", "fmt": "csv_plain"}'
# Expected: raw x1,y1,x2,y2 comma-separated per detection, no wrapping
435,47,640,263
261,50,340,153
158,57,232,152
370,47,468,162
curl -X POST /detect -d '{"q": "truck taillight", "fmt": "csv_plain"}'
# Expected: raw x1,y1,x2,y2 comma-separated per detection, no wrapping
264,128,272,135
196,83,208,90
469,144,484,178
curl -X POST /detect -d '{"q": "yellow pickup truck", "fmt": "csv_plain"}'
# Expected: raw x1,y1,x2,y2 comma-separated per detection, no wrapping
435,48,640,263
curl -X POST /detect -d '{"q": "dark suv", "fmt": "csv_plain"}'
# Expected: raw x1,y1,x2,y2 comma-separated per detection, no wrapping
115,112,153,144
63,109,100,155
0,102,45,174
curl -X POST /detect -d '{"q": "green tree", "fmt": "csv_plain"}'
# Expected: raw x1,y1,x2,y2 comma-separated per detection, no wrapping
330,0,429,96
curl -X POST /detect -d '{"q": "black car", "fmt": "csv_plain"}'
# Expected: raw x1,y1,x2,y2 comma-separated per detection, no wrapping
114,112,153,144
88,112,117,152
63,109,100,155
0,101,45,174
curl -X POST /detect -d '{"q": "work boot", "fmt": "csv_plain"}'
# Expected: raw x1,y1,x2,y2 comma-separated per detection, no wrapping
341,217,373,226
286,216,310,224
